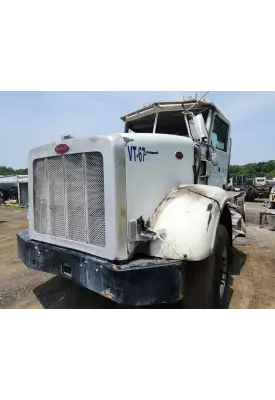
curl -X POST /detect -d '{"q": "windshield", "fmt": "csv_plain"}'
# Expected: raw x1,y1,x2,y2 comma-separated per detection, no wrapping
127,114,155,133
127,111,189,136
155,112,189,136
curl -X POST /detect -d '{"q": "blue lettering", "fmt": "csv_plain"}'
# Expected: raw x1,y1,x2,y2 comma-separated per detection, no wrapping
127,146,147,162
138,147,142,162
132,146,137,161
127,146,133,161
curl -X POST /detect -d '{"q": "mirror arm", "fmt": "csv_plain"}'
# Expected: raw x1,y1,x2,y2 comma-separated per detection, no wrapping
184,113,196,141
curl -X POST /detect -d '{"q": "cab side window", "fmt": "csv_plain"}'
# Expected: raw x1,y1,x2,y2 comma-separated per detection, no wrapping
211,115,229,152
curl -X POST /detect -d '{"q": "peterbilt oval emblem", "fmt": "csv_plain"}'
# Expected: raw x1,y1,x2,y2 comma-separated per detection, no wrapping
55,143,69,154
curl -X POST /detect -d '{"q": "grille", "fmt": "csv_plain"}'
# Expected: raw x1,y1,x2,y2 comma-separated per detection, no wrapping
33,152,106,247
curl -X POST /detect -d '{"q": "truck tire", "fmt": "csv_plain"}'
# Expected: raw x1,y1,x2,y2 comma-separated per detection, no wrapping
183,225,229,309
245,188,251,202
245,187,255,202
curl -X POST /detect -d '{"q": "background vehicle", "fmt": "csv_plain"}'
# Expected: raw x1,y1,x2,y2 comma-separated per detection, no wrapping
17,93,246,308
0,176,18,204
269,185,275,209
229,175,248,192
245,176,272,202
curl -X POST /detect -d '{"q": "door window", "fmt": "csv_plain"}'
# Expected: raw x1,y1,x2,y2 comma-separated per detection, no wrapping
211,115,229,152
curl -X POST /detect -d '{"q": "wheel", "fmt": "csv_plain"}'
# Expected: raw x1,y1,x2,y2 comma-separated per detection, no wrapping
183,225,229,309
246,187,257,202
245,187,252,202
270,202,275,209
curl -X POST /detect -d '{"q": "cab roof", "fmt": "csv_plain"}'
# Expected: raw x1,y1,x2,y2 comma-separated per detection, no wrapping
121,101,228,123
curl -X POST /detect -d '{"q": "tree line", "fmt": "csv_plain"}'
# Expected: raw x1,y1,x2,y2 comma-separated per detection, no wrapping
0,166,28,176
230,160,275,178
1,160,275,179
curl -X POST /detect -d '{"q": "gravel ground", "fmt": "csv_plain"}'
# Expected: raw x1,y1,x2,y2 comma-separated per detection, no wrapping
229,200,275,308
0,203,275,309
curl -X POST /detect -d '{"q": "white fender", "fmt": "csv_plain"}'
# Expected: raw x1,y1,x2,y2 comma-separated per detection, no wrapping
147,185,231,262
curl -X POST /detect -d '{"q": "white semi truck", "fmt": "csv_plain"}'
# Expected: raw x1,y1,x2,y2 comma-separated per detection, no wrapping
17,94,246,308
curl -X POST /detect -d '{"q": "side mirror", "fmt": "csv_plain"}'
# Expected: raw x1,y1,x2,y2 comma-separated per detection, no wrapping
193,114,209,140
189,113,208,141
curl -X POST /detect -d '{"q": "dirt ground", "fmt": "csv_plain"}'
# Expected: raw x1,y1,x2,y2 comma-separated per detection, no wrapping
0,204,275,309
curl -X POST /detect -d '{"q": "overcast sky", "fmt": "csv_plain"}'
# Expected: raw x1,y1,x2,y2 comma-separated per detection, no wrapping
0,91,274,168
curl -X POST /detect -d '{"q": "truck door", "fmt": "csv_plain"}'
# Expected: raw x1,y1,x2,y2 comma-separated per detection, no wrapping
208,113,230,189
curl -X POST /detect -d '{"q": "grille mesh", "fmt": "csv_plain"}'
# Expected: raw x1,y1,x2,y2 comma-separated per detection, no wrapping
33,158,47,235
86,153,106,247
65,154,86,243
47,157,65,238
33,152,106,247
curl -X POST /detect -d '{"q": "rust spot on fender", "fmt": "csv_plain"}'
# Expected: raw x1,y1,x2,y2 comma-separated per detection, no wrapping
206,203,215,231
207,212,212,231
103,289,111,298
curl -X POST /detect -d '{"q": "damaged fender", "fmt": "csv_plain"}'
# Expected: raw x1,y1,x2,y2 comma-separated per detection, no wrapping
147,185,232,262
